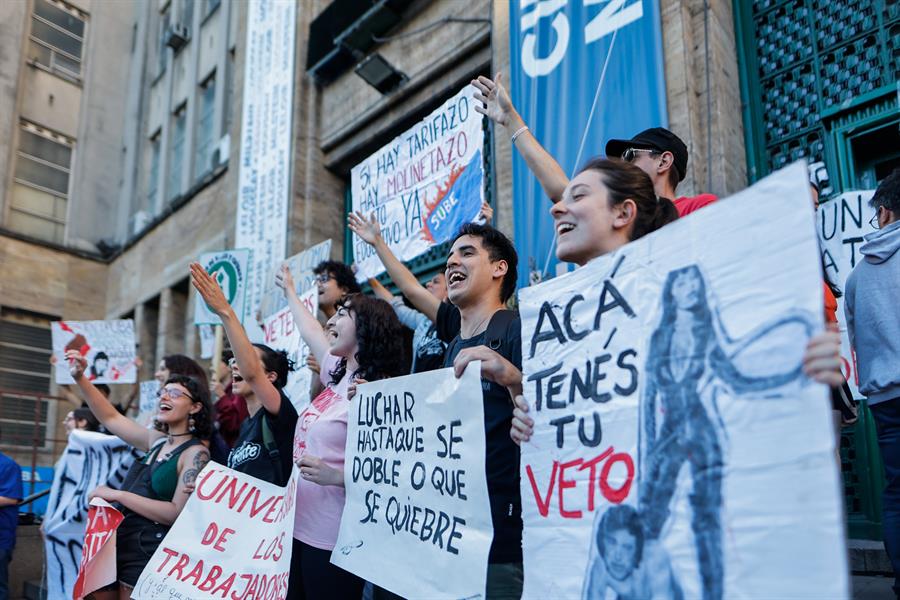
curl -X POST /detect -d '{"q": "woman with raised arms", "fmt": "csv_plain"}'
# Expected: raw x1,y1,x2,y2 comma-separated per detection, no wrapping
66,350,212,599
275,264,406,600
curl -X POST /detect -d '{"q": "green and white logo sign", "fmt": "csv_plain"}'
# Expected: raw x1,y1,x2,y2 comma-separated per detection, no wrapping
193,249,251,325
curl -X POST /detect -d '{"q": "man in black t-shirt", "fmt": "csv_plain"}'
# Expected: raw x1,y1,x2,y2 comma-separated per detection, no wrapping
440,223,525,599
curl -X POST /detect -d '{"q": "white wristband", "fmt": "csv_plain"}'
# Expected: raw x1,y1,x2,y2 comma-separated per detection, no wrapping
510,125,529,143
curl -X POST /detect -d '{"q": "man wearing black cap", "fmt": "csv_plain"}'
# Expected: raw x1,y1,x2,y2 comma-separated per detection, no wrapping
471,74,717,216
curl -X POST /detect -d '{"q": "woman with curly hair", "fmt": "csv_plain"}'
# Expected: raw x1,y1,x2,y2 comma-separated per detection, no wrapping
276,264,406,600
65,350,212,599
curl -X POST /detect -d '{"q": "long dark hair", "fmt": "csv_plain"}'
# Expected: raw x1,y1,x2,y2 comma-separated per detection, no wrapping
578,157,679,240
72,407,100,432
163,354,209,388
153,374,214,440
650,266,713,370
329,295,407,386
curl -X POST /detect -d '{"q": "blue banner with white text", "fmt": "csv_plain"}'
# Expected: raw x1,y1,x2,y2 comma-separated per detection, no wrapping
509,0,668,287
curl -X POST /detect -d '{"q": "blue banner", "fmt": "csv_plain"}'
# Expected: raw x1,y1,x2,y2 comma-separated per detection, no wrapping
509,0,667,287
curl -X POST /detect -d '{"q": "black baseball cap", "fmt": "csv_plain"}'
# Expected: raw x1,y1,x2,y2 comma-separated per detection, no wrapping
605,127,689,181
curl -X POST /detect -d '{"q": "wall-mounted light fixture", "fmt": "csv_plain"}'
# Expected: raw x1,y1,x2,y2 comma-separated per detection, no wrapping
354,52,407,94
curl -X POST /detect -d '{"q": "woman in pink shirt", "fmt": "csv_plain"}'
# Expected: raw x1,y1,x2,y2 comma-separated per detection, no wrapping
277,265,407,600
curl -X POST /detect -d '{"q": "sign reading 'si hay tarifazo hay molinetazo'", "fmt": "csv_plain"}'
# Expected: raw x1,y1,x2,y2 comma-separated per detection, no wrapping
517,162,848,599
193,249,251,326
350,85,485,282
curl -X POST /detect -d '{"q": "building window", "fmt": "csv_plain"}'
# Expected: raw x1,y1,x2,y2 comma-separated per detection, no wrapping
28,0,87,82
223,49,234,133
158,7,170,76
195,74,216,179
205,0,221,18
167,105,187,201
0,310,53,450
147,131,161,212
181,0,195,32
8,122,72,245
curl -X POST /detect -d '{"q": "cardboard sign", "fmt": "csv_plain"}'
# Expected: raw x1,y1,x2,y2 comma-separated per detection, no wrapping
262,289,319,411
259,239,332,318
73,498,124,599
517,162,847,598
331,363,493,599
193,250,252,326
52,320,137,385
132,464,298,599
137,380,161,427
351,86,485,281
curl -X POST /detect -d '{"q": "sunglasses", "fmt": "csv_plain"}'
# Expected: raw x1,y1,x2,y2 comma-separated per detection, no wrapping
621,147,659,162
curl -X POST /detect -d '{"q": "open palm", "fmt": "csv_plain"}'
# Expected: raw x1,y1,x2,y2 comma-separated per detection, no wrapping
471,73,515,127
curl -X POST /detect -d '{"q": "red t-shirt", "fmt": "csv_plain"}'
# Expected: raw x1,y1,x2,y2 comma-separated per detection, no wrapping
215,383,249,448
674,193,718,216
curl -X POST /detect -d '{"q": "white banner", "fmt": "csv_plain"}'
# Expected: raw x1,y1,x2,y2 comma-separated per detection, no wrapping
331,363,493,599
137,380,160,427
260,239,332,318
262,289,318,412
817,190,876,399
235,0,297,327
43,431,139,599
193,250,251,326
518,162,847,599
351,86,485,281
133,464,298,599
51,320,137,385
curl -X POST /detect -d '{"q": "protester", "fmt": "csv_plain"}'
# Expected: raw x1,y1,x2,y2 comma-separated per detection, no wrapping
155,354,209,388
470,74,716,216
0,439,22,600
66,349,211,599
413,222,523,598
844,168,900,595
276,264,406,599
211,349,248,448
63,407,101,434
368,273,448,373
190,263,299,486
312,260,361,321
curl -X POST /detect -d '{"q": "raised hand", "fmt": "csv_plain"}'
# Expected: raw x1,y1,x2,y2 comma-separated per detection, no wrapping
803,329,844,387
477,201,493,224
471,73,518,128
190,262,232,316
347,211,382,246
275,264,297,299
65,349,88,380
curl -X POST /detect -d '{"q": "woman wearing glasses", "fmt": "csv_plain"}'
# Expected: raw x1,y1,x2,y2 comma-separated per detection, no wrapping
65,349,212,600
276,265,406,600
190,263,298,487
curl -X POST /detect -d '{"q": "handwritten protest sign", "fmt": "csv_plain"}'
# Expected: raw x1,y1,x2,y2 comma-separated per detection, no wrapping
199,324,215,359
260,239,332,318
331,363,493,599
518,162,847,599
73,498,124,599
52,320,137,385
137,380,160,427
44,431,139,599
263,289,318,411
133,464,298,600
193,250,251,326
351,86,485,281
817,190,876,399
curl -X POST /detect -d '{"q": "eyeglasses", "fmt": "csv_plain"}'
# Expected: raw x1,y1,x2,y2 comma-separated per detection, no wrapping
158,387,194,402
870,210,881,230
621,148,658,162
314,273,334,284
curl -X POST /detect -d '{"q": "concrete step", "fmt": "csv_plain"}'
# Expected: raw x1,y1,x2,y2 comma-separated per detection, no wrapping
851,539,894,574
